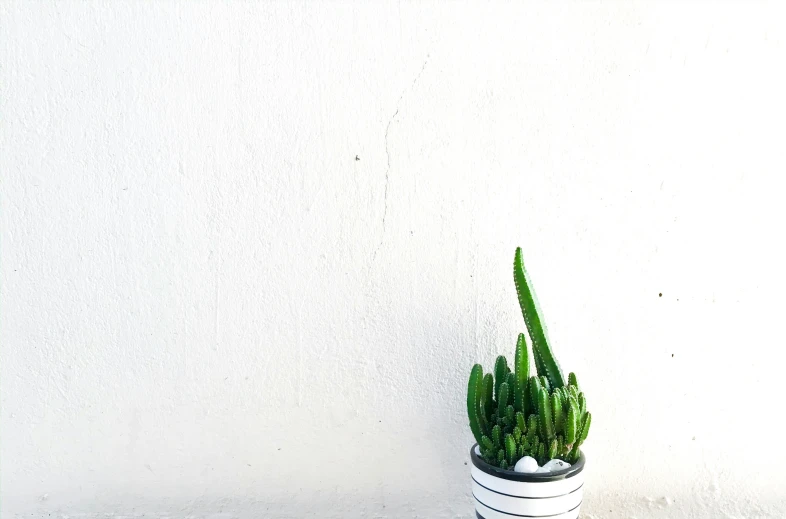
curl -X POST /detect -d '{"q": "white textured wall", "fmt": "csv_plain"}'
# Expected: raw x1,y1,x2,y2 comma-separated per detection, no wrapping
2,2,786,518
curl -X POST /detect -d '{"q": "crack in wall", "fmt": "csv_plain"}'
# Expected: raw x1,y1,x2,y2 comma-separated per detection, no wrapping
371,57,429,266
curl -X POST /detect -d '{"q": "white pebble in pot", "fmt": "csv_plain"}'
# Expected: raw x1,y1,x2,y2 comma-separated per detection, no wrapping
513,456,539,473
536,459,571,473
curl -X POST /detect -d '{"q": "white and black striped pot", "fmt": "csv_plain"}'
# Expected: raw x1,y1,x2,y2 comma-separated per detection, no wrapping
470,444,586,519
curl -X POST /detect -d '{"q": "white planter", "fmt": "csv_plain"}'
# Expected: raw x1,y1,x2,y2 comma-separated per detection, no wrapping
470,445,586,519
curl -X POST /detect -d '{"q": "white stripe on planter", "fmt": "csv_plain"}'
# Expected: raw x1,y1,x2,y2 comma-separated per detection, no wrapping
471,466,584,498
472,480,582,517
474,498,581,519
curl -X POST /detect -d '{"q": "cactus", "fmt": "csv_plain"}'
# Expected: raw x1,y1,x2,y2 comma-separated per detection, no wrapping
514,333,530,389
467,364,484,444
526,414,539,441
551,392,565,435
514,383,526,414
538,388,554,440
528,376,541,412
513,247,566,388
516,412,526,433
492,425,502,448
548,439,559,460
466,248,592,469
494,356,509,400
532,346,547,381
565,399,578,445
567,443,581,464
577,412,592,445
498,382,509,410
481,373,494,421
506,435,517,464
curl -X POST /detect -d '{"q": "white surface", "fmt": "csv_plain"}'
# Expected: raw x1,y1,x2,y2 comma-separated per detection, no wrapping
2,2,786,518
475,500,580,519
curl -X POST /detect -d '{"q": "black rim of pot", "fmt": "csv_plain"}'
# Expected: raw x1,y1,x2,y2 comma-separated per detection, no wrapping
470,443,585,482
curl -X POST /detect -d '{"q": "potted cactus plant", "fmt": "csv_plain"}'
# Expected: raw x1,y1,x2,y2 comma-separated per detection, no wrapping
467,248,591,519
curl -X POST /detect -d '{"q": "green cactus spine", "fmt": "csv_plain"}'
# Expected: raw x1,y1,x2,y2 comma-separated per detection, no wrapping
526,414,539,441
481,373,494,420
528,376,541,412
538,388,554,440
516,412,526,433
505,435,516,464
548,439,559,460
513,247,566,388
551,392,565,435
494,356,509,401
577,412,592,445
514,383,526,414
467,364,484,444
514,332,530,389
536,442,546,465
492,425,502,448
532,346,547,380
565,398,578,445
498,382,509,410
567,443,580,464
556,436,565,458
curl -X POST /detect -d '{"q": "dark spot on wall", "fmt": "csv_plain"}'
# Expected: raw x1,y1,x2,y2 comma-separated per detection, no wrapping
659,293,662,297
671,354,674,357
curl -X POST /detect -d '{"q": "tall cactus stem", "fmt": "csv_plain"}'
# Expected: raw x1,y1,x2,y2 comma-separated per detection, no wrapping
513,247,566,388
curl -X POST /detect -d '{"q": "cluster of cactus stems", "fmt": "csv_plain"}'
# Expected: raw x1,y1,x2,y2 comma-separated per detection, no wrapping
467,248,592,469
